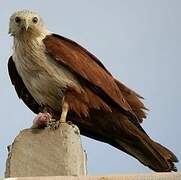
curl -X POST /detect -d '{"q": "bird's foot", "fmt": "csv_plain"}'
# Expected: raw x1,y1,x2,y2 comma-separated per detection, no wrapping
31,112,52,129
31,111,70,130
47,118,60,130
47,119,69,130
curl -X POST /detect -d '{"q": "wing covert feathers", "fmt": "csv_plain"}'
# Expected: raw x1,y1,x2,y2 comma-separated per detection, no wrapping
43,34,135,116
114,79,148,123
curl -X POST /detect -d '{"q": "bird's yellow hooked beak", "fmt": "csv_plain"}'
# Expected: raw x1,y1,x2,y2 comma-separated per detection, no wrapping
22,19,29,31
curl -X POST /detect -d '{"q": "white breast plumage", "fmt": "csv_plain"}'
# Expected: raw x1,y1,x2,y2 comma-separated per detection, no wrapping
13,35,80,111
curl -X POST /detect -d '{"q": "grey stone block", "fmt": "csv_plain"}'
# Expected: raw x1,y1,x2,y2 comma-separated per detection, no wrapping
5,123,87,177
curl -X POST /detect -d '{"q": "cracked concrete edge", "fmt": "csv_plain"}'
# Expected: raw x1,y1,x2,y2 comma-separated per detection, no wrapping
1,172,181,180
5,129,30,177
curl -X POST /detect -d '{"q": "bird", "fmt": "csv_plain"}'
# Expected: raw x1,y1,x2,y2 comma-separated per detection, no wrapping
8,10,178,172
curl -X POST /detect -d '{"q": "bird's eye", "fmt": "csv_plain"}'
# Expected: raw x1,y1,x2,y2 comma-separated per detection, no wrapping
32,17,38,24
15,16,21,23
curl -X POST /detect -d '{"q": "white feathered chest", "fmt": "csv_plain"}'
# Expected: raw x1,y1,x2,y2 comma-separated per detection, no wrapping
12,35,80,111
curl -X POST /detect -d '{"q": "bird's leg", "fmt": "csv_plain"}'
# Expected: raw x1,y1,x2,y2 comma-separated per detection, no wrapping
60,101,69,123
48,99,69,130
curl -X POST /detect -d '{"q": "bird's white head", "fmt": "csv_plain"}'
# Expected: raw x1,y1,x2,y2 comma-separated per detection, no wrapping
9,10,49,39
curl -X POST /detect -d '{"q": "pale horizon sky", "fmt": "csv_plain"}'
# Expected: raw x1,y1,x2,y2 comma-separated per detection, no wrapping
0,0,181,176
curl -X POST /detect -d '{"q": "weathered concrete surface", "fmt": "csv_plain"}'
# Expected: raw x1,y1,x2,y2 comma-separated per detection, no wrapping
1,172,181,180
5,124,87,178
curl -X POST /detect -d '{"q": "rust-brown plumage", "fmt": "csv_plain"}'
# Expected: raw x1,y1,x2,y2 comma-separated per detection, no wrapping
44,35,133,113
8,34,178,172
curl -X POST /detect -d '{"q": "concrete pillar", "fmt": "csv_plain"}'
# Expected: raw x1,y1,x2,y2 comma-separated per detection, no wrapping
5,123,87,178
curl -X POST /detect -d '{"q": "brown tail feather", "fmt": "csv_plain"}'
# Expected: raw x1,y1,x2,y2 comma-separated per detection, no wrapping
115,137,177,172
113,115,178,172
72,109,178,172
154,142,178,162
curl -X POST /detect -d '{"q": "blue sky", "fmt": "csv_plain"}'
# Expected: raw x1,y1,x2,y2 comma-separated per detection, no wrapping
0,0,181,176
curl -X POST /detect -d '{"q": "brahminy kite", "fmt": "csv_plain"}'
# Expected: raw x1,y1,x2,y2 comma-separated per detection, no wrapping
8,10,178,172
